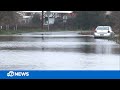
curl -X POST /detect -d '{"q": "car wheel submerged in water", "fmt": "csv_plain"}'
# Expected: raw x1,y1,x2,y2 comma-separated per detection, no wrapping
94,26,115,39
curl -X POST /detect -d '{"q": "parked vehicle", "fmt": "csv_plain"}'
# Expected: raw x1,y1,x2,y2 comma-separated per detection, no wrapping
94,26,115,38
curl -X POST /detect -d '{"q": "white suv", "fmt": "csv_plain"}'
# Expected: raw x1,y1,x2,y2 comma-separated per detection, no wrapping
94,26,115,38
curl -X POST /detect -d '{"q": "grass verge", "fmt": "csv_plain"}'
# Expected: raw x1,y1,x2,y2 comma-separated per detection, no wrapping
0,29,93,35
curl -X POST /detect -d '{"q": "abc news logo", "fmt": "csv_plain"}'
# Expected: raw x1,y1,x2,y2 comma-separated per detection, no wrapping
7,71,29,77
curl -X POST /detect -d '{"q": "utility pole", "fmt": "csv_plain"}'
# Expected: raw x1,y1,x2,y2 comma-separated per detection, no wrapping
48,14,50,31
46,11,51,31
42,11,44,30
63,15,67,30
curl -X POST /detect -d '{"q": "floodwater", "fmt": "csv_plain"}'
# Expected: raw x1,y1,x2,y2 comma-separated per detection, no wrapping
0,32,120,70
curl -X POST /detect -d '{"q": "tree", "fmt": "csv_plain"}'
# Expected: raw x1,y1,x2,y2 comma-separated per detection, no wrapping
73,11,106,30
109,11,120,42
30,13,41,25
109,11,120,30
0,11,18,25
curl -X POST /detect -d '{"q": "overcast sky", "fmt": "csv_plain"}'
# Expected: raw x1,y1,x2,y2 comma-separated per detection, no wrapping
22,11,73,13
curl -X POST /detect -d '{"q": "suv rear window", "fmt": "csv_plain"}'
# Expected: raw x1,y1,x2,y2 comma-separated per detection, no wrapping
96,26,109,30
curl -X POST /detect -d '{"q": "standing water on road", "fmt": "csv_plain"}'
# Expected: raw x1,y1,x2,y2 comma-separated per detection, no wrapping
0,34,119,70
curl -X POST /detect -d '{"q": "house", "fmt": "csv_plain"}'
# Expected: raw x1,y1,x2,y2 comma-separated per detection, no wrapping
17,11,73,25
17,11,34,24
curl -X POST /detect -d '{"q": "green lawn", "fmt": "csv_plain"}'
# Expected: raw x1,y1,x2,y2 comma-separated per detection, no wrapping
0,29,43,35
0,29,93,35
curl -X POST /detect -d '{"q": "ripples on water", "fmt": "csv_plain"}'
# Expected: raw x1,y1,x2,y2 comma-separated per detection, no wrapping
0,36,119,70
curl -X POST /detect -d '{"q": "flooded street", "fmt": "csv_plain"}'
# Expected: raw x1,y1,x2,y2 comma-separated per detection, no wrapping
0,32,120,70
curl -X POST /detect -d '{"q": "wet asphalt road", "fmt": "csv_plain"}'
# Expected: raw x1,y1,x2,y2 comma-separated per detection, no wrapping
0,31,119,70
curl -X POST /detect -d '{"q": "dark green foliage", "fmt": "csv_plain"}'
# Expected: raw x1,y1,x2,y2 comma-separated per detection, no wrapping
73,11,106,30
0,11,18,25
30,13,41,25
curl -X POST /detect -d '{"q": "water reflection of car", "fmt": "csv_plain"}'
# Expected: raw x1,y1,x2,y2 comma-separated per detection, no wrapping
94,26,115,38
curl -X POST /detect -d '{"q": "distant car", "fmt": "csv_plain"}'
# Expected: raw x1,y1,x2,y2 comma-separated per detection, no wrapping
94,26,115,38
